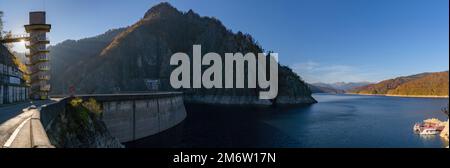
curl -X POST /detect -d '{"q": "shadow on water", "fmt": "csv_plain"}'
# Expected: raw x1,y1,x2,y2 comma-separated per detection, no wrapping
125,103,314,148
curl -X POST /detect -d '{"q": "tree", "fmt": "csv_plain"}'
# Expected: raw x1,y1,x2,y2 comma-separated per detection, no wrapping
3,31,13,49
443,105,449,116
0,11,3,37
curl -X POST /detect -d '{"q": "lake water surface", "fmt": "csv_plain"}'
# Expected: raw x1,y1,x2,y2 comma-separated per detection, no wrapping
126,94,449,148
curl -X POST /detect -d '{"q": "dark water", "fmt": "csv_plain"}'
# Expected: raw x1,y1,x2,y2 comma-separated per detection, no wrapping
126,94,449,148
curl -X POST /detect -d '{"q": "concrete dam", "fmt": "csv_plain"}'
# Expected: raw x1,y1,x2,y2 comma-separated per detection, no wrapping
4,92,186,148
90,93,187,142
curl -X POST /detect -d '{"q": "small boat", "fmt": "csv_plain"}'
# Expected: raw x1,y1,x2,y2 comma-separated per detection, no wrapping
413,118,445,135
413,123,422,132
419,128,440,135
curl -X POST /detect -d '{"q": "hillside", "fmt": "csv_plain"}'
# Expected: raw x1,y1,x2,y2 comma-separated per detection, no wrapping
349,71,449,97
49,28,125,93
386,71,449,96
49,2,316,105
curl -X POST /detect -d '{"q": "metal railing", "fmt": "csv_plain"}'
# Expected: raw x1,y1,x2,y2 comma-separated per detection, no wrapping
1,34,50,45
0,34,30,40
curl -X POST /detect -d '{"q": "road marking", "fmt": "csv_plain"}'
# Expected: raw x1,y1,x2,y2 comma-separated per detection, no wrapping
2,117,32,148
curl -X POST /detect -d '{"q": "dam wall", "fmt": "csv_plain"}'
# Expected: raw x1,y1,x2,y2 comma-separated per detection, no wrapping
86,93,187,142
39,92,186,146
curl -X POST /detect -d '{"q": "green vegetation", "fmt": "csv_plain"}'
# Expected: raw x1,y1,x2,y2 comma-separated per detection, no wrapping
65,97,104,140
69,97,103,119
48,97,121,148
349,71,449,96
12,54,30,81
68,97,90,125
82,98,102,117
70,97,83,107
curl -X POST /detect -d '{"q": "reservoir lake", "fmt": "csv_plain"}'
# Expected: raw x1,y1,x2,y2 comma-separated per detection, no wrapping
126,94,449,148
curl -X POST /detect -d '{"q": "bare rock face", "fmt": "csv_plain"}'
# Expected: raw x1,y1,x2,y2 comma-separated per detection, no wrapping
50,2,316,105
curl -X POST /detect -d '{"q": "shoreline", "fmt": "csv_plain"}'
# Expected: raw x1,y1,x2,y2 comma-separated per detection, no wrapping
344,93,449,99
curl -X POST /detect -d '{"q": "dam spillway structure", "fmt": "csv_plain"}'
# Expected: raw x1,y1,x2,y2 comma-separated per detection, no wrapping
25,11,51,100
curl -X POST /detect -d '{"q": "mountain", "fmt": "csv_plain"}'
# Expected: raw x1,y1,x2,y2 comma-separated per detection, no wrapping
349,71,449,97
49,28,125,93
308,84,344,94
386,71,449,96
328,82,372,91
49,2,316,105
312,82,371,91
310,82,370,93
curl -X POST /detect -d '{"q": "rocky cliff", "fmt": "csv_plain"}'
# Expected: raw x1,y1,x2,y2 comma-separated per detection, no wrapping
46,98,123,148
49,2,316,105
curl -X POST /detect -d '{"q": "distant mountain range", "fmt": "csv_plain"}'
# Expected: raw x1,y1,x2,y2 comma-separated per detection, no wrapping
308,84,344,94
308,82,371,94
48,2,316,105
327,82,373,91
348,71,449,97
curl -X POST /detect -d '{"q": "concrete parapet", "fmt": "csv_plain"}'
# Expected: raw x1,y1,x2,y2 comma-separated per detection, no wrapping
29,110,54,148
3,110,54,148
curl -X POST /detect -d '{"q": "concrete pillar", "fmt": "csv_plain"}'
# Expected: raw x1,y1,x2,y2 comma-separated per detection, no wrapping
22,87,25,101
8,86,12,103
20,87,23,101
19,87,21,101
0,85,3,104
14,86,17,102
14,86,19,102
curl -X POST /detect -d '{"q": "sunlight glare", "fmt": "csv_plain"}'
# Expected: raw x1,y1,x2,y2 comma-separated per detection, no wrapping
12,39,27,53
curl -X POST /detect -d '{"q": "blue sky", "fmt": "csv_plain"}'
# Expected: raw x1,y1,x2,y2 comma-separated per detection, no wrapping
1,0,448,83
